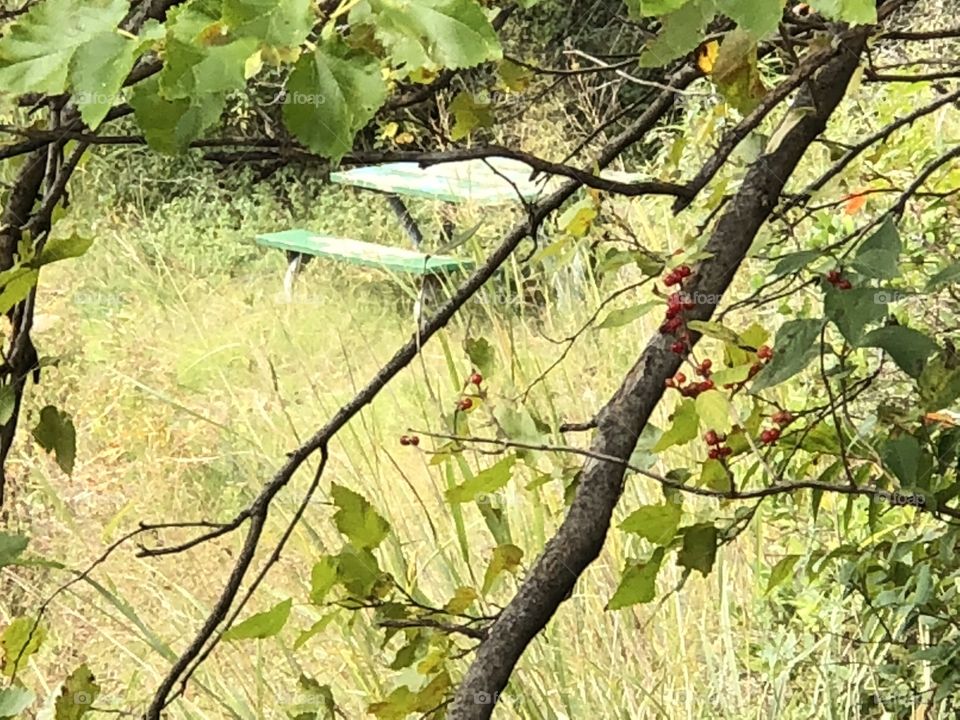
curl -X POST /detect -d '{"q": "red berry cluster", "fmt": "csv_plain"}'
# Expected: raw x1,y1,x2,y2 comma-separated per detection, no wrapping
658,265,694,355
664,371,715,398
399,435,420,446
456,371,483,412
704,429,733,460
826,269,852,291
760,409,794,445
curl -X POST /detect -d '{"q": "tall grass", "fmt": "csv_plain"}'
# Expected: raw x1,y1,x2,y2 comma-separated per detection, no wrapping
3,77,956,719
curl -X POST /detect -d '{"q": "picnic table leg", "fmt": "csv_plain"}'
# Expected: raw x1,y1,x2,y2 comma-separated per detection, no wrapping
386,194,424,248
283,251,303,301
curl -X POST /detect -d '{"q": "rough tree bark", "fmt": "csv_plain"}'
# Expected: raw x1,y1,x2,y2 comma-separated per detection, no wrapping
449,29,869,719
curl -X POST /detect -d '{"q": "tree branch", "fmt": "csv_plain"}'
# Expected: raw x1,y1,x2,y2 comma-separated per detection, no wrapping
448,28,870,720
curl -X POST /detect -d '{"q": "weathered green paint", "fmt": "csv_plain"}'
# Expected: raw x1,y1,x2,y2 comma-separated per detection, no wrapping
330,159,551,204
255,229,475,275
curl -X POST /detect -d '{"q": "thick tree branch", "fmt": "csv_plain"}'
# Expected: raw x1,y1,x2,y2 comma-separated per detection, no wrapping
448,29,870,720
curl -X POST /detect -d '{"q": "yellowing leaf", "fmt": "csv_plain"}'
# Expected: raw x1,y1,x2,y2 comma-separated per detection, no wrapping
696,40,719,73
709,29,767,114
449,91,493,140
444,586,478,613
243,49,263,79
482,544,523,594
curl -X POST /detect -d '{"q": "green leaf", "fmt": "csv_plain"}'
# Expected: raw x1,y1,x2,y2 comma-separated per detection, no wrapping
640,0,716,67
222,0,314,46
448,91,493,140
222,598,292,641
37,235,94,266
446,455,516,504
857,326,938,379
918,349,960,412
627,0,692,17
54,663,100,720
293,614,336,650
32,405,76,475
356,0,502,74
68,32,138,129
596,302,658,330
335,544,383,597
824,286,887,344
620,503,681,545
751,319,825,391
710,364,752,385
331,483,391,549
677,523,717,576
883,435,920,486
0,269,39,315
766,554,800,594
721,0,785,37
283,39,386,161
309,556,339,604
0,532,27,569
482,543,523,594
809,0,876,24
130,78,226,154
2,616,44,678
464,336,496,376
0,0,128,95
686,319,742,345
771,249,820,277
700,458,731,491
850,216,901,279
926,262,960,292
653,399,699,452
696,390,733,434
606,548,664,609
0,686,34,719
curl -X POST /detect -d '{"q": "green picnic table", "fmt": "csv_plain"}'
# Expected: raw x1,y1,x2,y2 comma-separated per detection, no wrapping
256,158,553,297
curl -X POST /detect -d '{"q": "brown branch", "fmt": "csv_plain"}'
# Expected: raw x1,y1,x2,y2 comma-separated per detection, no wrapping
448,28,871,719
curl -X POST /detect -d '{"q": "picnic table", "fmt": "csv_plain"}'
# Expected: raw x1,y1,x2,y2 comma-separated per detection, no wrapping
255,158,554,297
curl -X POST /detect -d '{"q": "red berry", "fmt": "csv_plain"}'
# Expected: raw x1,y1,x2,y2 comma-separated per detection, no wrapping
667,292,682,308
701,359,712,371
458,397,473,411
671,341,686,355
720,446,733,457
400,435,411,446
470,372,483,386
665,305,681,320
708,448,721,460
705,430,720,445
772,410,794,426
677,265,692,278
664,273,678,287
827,270,841,283
700,379,715,391
681,386,698,397
837,278,853,290
675,372,687,384
757,345,773,360
409,435,420,446
660,316,683,334
761,428,781,445
683,300,696,311
665,378,676,388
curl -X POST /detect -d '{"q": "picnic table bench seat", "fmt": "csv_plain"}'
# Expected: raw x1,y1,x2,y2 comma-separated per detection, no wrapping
256,229,474,275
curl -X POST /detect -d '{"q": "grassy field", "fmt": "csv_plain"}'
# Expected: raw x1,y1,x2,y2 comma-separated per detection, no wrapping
2,77,957,719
